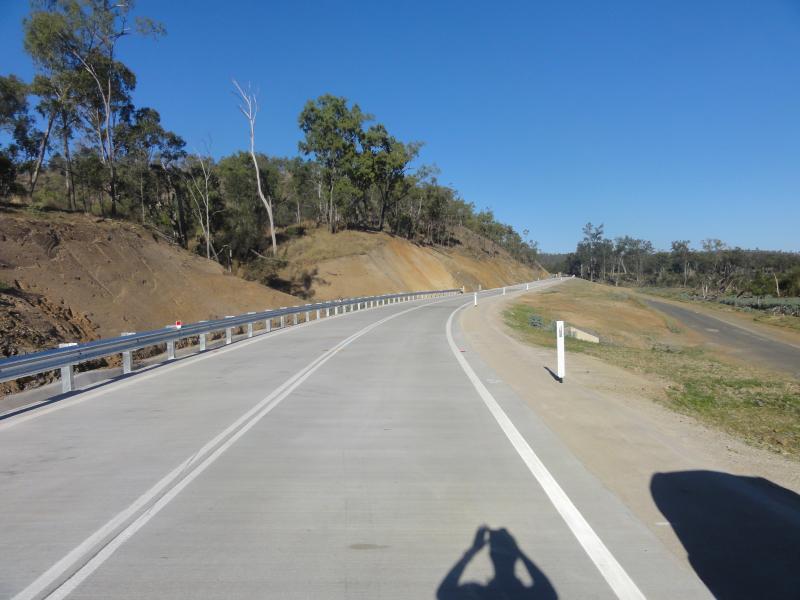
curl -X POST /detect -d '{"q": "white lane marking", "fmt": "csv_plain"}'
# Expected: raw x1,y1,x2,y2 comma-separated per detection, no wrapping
0,294,430,431
445,302,646,600
15,296,454,600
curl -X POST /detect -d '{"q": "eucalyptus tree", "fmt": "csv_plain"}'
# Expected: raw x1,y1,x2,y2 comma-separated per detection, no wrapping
359,124,420,231
670,240,691,286
24,0,164,215
0,75,32,192
298,94,368,232
185,151,218,260
233,80,277,255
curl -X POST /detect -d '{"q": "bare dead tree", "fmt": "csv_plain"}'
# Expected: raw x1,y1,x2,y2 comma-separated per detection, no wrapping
186,149,216,260
232,79,277,256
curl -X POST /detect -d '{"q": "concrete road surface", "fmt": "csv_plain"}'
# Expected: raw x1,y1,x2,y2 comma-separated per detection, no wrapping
1,283,713,599
644,298,800,377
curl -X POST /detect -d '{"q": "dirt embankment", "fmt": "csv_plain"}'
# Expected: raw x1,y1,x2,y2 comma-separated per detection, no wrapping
276,226,544,299
1,211,540,374
0,209,298,350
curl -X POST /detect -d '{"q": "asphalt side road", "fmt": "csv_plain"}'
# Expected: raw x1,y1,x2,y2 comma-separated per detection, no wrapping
1,283,712,599
644,298,800,378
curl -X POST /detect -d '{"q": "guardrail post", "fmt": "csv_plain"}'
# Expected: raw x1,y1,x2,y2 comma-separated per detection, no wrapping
326,307,331,317
58,342,77,393
316,308,320,320
120,332,135,373
280,315,286,328
502,287,506,295
225,316,234,344
265,317,272,332
293,313,298,326
246,313,256,338
167,340,176,360
199,333,207,351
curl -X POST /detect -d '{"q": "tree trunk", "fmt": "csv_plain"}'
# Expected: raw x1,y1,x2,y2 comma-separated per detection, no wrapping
61,117,76,211
328,179,335,233
29,111,56,199
378,191,387,232
140,173,146,224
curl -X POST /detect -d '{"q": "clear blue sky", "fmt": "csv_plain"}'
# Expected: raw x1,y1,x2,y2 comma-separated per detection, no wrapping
2,0,799,252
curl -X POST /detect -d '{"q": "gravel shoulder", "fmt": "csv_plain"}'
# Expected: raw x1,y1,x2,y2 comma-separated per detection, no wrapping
459,290,800,569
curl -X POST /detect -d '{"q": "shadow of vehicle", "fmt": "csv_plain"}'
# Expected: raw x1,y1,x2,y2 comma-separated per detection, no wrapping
651,470,800,600
437,526,557,599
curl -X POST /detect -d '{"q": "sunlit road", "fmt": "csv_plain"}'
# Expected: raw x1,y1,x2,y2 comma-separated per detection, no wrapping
0,283,711,599
645,298,800,377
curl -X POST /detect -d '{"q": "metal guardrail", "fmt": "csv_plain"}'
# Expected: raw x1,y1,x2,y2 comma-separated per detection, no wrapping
0,288,462,394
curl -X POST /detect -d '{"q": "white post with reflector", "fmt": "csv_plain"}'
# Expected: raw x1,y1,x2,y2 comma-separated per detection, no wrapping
556,320,565,382
225,316,234,345
120,332,135,373
58,342,77,393
473,292,478,306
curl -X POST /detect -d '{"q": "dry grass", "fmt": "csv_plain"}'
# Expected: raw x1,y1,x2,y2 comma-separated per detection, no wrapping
505,280,800,458
281,229,385,265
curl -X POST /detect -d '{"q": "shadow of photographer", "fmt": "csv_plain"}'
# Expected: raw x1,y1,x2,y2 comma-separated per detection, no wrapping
437,526,557,599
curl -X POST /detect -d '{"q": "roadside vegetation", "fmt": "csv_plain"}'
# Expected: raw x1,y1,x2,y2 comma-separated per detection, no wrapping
504,280,800,458
637,287,800,334
539,224,800,319
0,1,538,280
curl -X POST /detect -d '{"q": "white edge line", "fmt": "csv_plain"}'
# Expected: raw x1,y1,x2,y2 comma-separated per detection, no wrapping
445,300,646,600
14,295,455,600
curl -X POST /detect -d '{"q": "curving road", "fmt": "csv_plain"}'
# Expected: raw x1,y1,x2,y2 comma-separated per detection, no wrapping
0,283,712,599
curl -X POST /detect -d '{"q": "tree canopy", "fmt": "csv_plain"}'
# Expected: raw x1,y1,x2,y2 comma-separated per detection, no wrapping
1,1,539,268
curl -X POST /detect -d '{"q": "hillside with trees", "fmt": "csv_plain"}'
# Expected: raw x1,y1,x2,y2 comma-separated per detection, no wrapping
0,0,539,275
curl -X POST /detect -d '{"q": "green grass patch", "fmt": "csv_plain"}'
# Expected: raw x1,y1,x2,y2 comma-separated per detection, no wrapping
505,302,800,458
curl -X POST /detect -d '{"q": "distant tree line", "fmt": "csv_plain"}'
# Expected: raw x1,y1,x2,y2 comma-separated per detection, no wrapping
0,1,538,268
557,222,800,298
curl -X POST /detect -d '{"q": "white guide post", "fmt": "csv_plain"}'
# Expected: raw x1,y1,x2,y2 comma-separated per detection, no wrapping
526,283,529,290
474,292,478,306
503,287,506,295
58,342,77,393
120,332,135,373
556,320,565,382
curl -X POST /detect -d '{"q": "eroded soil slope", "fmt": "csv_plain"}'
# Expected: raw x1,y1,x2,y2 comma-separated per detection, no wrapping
277,226,543,299
0,209,298,347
